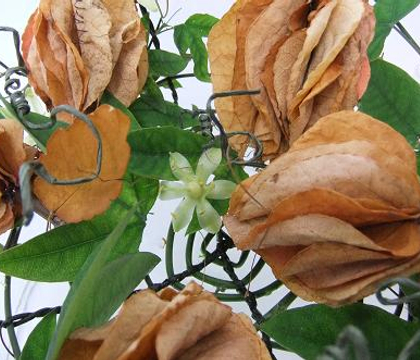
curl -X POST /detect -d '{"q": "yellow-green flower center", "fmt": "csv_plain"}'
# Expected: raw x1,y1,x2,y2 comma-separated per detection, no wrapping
186,181,204,200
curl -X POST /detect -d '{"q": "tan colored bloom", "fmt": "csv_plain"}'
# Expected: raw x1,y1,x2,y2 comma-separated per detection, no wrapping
225,111,420,306
58,282,271,360
208,0,375,159
0,120,35,234
22,0,148,113
33,104,131,223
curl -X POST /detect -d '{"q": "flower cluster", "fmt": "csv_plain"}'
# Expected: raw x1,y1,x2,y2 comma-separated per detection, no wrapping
208,0,374,159
58,282,271,360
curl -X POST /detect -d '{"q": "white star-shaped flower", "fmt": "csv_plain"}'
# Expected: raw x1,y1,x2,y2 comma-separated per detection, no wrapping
160,148,237,233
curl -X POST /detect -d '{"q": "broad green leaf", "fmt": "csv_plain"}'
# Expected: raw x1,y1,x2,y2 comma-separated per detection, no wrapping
128,127,208,180
21,311,57,360
262,304,420,360
189,36,211,82
173,14,218,82
129,95,198,128
185,14,219,37
359,59,420,170
369,0,420,59
100,91,140,132
142,76,165,101
82,252,159,326
149,49,189,77
46,208,159,360
161,79,182,89
0,176,158,281
174,24,191,56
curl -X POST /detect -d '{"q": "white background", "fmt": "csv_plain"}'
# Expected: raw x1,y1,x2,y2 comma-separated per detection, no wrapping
0,1,419,359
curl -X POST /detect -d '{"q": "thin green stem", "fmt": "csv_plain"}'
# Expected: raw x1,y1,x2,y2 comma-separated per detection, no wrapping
264,292,297,319
3,227,22,358
394,22,420,59
156,73,196,86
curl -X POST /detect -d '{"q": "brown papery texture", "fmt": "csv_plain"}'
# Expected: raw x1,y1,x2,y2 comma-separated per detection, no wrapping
208,0,375,159
22,0,148,114
225,111,420,306
58,282,271,360
33,104,130,223
0,120,35,234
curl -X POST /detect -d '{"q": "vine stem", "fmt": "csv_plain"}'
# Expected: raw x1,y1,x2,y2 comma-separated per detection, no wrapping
3,227,22,358
394,22,420,59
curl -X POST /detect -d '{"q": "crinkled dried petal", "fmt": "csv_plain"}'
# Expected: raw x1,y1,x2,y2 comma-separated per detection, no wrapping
107,22,148,106
0,119,27,180
58,321,114,360
178,314,272,360
94,291,168,360
226,111,420,305
33,105,130,223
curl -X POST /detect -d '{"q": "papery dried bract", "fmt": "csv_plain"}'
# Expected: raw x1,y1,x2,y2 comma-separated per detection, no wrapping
225,111,420,305
22,0,148,113
33,104,130,223
208,0,375,159
0,120,35,234
58,282,271,360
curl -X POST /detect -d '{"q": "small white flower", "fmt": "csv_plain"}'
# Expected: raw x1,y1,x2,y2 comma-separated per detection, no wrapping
138,0,159,12
160,148,237,233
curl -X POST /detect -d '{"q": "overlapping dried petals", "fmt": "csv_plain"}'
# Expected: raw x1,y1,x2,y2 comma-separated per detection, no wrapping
22,0,148,114
58,282,271,360
225,111,420,306
0,120,35,234
208,0,375,159
33,104,130,223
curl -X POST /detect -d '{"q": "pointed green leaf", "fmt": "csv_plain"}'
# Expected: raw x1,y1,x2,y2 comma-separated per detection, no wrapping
0,177,158,281
369,0,420,59
21,311,57,360
129,95,198,128
185,14,219,37
149,49,189,77
46,208,159,360
262,304,420,360
128,127,208,180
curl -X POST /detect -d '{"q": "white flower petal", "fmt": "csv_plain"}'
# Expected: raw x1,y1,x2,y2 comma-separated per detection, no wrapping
170,152,195,182
197,199,222,234
138,0,159,12
172,197,196,232
159,181,186,200
196,148,222,182
206,180,237,200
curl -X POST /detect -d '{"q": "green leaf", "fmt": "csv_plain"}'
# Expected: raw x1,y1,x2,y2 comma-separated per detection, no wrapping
129,95,198,128
142,76,165,101
0,176,158,281
262,303,420,360
149,49,189,77
100,90,140,132
185,14,219,37
359,59,420,155
173,14,218,82
189,36,211,82
369,0,420,59
46,208,160,360
128,127,208,180
21,311,57,360
174,24,191,56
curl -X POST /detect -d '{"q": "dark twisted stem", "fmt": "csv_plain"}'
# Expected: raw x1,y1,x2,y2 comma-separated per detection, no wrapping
0,306,61,329
138,4,179,104
156,73,196,86
217,231,276,360
144,236,235,292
